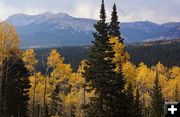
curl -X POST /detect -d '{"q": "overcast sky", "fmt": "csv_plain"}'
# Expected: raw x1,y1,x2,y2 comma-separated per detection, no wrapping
0,0,180,24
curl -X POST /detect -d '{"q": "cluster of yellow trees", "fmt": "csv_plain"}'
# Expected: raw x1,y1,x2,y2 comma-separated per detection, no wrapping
22,49,87,116
21,37,180,116
0,22,180,117
111,37,180,110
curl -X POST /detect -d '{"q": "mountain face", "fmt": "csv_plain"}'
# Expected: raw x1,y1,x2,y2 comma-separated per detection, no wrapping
6,12,180,48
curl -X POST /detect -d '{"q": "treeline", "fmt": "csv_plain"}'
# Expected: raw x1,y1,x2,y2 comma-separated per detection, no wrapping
34,40,180,72
34,46,90,72
127,40,180,67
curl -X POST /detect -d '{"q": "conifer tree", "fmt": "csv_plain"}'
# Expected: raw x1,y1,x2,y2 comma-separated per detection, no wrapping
84,0,127,116
134,88,142,117
151,71,164,117
1,53,30,117
109,3,123,43
126,83,135,117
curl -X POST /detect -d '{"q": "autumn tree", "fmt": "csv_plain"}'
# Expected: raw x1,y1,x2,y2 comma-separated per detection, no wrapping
136,63,154,115
22,49,38,73
22,49,38,117
47,49,64,116
29,72,45,116
47,49,73,116
170,66,180,101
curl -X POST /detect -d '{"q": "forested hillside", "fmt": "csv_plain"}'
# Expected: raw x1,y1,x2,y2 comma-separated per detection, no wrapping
127,39,180,67
34,39,180,71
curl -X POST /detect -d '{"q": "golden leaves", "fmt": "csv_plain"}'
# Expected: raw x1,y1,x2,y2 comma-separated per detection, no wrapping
22,49,38,73
109,37,130,64
47,49,64,68
0,22,20,61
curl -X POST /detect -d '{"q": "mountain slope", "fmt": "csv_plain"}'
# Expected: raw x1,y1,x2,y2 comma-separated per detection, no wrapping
6,12,180,48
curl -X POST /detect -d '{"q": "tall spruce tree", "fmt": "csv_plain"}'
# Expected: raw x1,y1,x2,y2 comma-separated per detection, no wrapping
126,83,135,117
151,71,164,117
84,0,127,116
109,3,123,43
1,53,31,117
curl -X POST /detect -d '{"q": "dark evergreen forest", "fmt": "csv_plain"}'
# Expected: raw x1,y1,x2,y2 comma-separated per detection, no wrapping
33,39,180,72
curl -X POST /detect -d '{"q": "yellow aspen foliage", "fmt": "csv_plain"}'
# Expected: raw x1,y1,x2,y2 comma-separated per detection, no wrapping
77,60,89,74
47,49,72,96
109,37,130,64
29,72,45,105
155,62,167,74
165,79,176,101
122,61,137,87
50,63,72,84
22,49,38,73
47,49,64,68
0,22,20,59
136,63,154,107
158,74,168,100
47,49,75,115
168,66,180,101
69,73,84,87
136,63,154,89
170,66,180,79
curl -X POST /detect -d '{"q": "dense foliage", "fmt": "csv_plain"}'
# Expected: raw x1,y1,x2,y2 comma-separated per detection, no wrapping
0,1,180,117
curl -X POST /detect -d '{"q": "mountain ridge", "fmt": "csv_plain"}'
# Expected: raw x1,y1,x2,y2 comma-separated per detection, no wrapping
5,12,180,48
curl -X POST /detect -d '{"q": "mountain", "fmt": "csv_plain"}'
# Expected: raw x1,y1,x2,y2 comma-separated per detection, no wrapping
6,12,180,48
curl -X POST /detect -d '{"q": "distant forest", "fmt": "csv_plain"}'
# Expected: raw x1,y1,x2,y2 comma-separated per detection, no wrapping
34,39,180,72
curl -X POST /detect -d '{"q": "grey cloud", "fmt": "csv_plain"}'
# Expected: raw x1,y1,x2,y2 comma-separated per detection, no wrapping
0,0,179,23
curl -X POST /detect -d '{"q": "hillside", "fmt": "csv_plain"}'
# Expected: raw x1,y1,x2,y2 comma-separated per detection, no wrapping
33,39,180,72
127,39,180,67
6,12,180,48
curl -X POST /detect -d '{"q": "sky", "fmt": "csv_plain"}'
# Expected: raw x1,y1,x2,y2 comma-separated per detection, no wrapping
0,0,180,24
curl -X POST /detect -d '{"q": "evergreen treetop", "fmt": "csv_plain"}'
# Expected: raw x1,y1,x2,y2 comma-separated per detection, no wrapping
151,70,164,117
109,3,123,43
84,0,128,116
